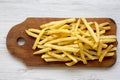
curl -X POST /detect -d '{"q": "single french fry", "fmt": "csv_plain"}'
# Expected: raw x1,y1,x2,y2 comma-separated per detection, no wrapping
97,41,103,56
106,52,115,57
74,18,81,32
100,38,116,43
51,50,62,54
40,21,60,29
86,56,98,60
86,53,115,60
47,52,71,61
33,48,51,54
99,45,113,62
44,44,79,53
84,48,115,57
41,50,62,55
38,36,53,45
28,28,41,33
100,35,116,39
100,26,111,30
65,61,77,66
57,41,73,46
99,22,109,27
47,29,71,34
44,58,71,62
25,30,38,38
110,47,117,52
67,44,79,48
94,22,100,41
47,37,77,44
65,18,76,23
50,18,76,29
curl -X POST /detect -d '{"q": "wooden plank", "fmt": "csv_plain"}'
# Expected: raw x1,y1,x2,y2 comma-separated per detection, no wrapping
6,18,117,67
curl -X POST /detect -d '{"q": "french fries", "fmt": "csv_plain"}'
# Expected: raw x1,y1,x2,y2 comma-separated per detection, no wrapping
81,17,98,42
25,18,117,66
32,28,47,50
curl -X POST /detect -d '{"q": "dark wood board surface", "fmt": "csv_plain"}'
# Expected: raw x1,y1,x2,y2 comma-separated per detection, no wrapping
6,18,117,67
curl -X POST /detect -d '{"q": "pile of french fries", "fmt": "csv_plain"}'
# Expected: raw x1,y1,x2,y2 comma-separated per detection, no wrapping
25,17,117,66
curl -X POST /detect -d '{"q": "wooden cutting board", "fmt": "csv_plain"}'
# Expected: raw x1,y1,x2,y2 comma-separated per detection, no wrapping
6,18,117,67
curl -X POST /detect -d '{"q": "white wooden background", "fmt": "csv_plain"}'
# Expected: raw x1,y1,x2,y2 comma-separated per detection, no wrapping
0,0,120,80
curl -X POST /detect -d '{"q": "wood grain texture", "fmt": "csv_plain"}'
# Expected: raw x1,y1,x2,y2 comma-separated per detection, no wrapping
0,0,120,80
6,18,117,67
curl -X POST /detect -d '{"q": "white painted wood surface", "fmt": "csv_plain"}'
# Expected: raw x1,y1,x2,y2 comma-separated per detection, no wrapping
0,0,120,80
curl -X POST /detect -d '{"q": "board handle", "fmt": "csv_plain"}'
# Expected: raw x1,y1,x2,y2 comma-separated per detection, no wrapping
6,18,35,59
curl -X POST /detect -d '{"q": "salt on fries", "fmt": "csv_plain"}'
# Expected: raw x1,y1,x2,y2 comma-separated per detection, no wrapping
25,18,117,66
